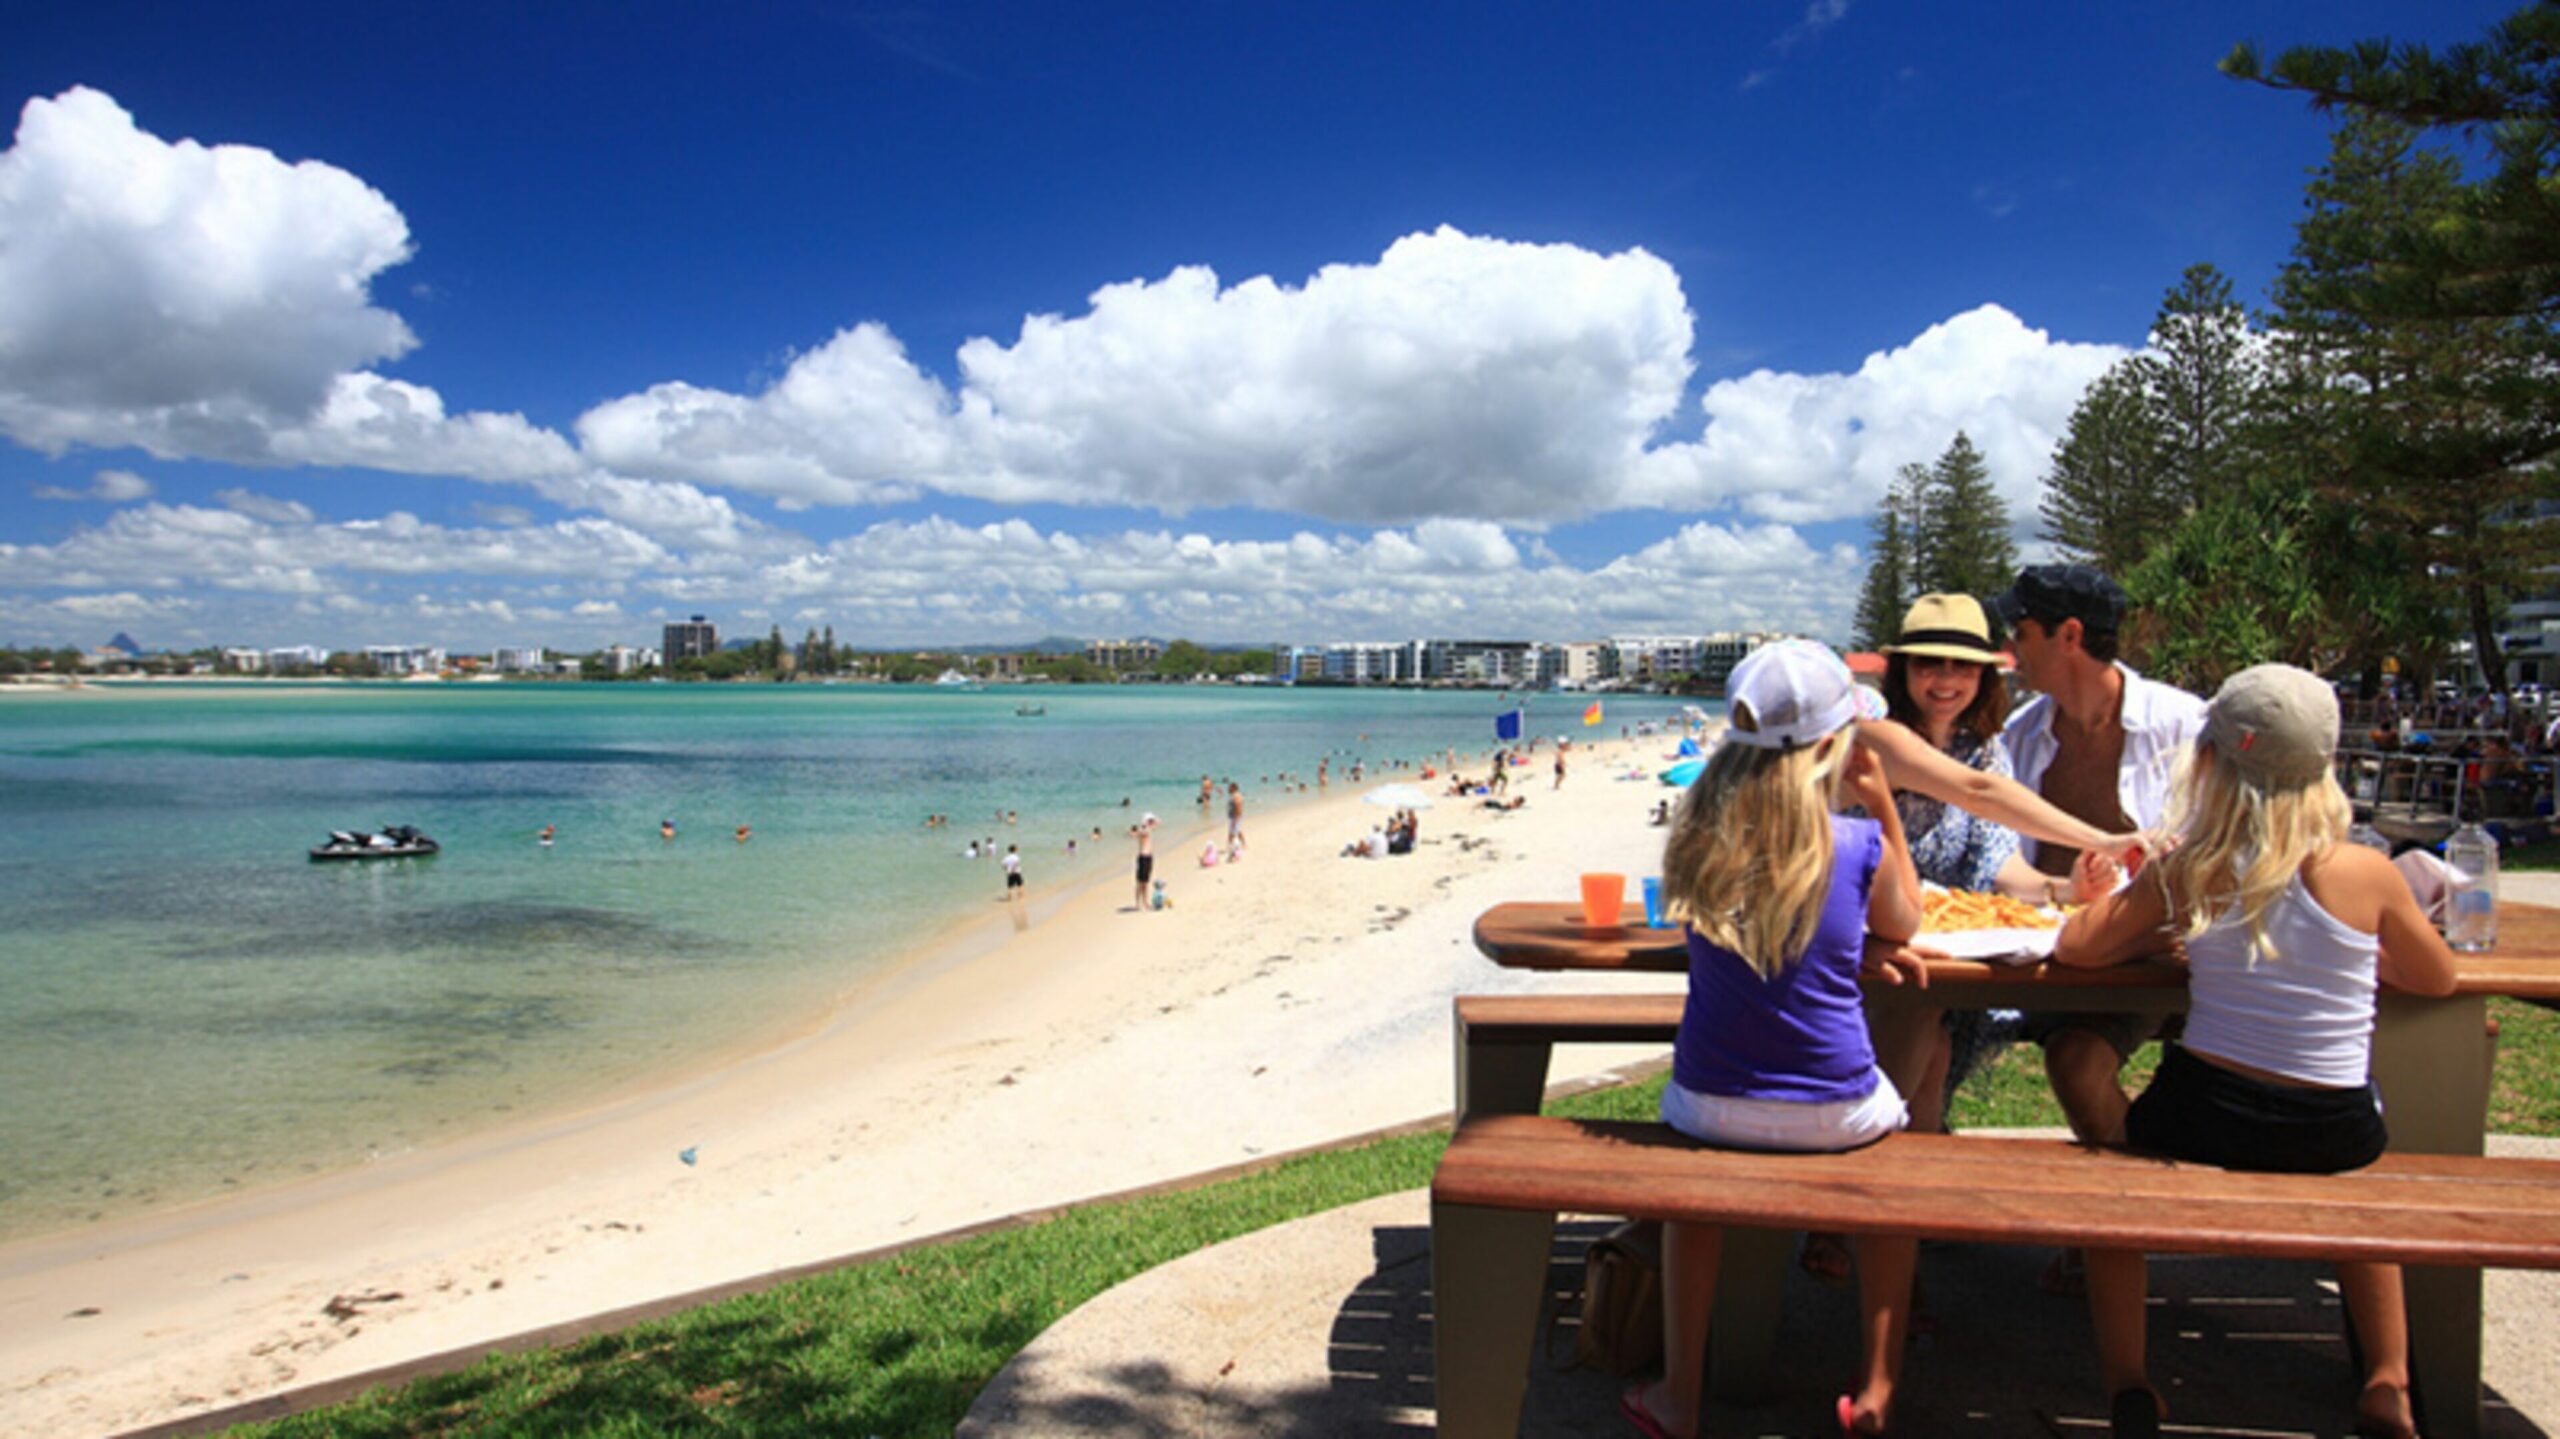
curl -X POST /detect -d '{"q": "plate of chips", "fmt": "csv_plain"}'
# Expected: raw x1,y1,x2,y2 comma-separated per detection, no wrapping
1916,886,2065,964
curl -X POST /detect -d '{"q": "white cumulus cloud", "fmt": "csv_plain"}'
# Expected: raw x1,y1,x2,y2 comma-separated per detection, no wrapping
1624,304,2128,524
33,467,155,502
577,228,1696,525
0,88,417,459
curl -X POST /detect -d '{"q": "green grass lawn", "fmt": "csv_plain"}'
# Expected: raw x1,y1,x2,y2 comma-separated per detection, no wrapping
230,1006,2560,1438
2499,836,2560,872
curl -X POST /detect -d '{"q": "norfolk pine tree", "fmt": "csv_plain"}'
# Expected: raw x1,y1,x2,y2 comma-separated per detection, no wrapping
2268,111,2559,695
1851,482,1912,650
2039,365,2168,575
1911,432,2018,600
2232,7,2560,695
2038,267,2258,578
2223,3,2559,330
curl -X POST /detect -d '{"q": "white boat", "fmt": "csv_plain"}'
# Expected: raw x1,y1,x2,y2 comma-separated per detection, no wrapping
934,669,981,689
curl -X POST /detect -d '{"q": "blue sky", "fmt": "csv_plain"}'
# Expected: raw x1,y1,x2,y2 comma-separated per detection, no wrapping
0,1,2516,652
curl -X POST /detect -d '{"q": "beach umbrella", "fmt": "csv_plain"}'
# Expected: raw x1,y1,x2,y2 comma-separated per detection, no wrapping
1363,782,1435,810
1661,758,1705,788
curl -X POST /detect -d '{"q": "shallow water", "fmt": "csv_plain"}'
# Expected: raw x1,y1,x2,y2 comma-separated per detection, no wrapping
0,682,1705,1238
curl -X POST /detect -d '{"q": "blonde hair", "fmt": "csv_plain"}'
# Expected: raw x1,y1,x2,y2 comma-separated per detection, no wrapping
1660,731,1852,978
2151,740,2352,959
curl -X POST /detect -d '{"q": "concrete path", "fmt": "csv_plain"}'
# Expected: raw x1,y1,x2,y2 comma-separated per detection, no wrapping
962,1137,2560,1438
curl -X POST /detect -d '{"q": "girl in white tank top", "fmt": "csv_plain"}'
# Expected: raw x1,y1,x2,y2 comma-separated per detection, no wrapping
2052,665,2459,1439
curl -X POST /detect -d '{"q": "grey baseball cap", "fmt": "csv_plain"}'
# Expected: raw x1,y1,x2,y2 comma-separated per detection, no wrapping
2202,664,2339,786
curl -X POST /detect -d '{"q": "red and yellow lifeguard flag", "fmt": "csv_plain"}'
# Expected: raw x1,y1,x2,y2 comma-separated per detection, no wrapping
1582,700,1604,727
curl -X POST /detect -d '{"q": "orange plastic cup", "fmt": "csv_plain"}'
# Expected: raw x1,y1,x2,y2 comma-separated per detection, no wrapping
1580,871,1627,927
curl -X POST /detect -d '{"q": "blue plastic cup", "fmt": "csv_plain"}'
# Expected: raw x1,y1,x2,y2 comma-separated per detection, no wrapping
1642,876,1665,928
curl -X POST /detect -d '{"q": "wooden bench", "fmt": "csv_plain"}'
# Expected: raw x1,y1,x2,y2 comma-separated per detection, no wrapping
1429,1115,2560,1439
1453,993,1680,1123
1454,993,2508,1125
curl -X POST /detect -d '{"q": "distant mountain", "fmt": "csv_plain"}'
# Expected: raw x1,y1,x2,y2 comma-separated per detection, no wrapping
961,635,1088,656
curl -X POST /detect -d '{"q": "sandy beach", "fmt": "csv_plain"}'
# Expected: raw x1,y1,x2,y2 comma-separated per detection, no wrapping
0,730,1686,1436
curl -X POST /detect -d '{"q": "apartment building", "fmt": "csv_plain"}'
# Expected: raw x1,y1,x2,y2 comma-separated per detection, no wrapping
663,616,719,662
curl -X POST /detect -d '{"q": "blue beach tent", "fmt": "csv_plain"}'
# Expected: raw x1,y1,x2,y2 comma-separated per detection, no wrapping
1661,758,1705,788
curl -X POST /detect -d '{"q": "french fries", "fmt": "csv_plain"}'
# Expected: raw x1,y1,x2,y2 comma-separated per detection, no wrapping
1922,888,2062,933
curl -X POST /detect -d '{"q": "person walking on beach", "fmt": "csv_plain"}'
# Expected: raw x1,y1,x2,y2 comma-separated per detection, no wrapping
1131,813,1157,911
1225,782,1247,855
1553,743,1568,790
1002,843,1022,902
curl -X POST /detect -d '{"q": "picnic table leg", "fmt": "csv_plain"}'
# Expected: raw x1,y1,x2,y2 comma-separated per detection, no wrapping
1430,1199,1558,1438
1706,1224,1790,1402
2372,993,2490,1439
1456,1023,1555,1123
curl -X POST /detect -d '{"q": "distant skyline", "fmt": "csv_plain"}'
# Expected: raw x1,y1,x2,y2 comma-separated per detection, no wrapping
0,1,2515,650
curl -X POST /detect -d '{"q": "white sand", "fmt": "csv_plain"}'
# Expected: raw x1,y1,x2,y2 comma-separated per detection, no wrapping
0,732,1688,1436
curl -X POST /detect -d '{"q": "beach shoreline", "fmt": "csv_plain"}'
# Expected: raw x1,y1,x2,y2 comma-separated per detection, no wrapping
0,728,1688,1436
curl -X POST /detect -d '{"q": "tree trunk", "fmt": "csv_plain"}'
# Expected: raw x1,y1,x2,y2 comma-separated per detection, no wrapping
2467,577,2509,702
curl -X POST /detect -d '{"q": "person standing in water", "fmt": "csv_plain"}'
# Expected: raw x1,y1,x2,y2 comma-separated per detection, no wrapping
1131,814,1158,911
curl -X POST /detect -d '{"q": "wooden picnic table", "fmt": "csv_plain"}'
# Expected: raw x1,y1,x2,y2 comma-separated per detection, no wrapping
1460,900,2560,1438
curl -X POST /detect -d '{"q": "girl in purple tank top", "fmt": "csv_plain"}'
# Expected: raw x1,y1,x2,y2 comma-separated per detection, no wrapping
1624,641,1926,1439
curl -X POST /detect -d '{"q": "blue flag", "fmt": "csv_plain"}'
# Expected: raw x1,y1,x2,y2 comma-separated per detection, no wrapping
1494,708,1524,742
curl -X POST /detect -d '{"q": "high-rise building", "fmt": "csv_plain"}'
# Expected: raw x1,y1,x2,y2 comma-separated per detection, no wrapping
664,615,718,661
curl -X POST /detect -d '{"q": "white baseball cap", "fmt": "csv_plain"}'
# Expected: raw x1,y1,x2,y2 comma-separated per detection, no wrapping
1724,640,1878,751
1141,812,1160,825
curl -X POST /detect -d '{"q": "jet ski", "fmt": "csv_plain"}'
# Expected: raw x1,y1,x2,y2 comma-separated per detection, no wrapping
310,824,440,861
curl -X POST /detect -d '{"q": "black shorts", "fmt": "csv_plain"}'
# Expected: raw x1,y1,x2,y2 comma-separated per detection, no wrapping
1135,854,1155,884
2124,1043,2386,1174
1006,872,1023,889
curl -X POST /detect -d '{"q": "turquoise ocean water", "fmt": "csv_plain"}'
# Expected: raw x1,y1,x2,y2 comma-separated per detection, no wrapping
0,683,1706,1240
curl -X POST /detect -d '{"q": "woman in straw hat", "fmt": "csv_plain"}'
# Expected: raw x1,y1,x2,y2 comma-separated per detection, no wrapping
1874,593,2054,902
1801,594,2086,1284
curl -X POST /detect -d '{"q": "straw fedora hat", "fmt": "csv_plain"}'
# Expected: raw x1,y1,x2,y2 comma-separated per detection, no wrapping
1882,594,2005,665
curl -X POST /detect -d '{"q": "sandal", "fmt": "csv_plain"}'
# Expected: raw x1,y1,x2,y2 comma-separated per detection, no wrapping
1837,1393,1888,1436
2110,1387,2162,1439
1620,1386,1681,1439
1799,1230,1853,1286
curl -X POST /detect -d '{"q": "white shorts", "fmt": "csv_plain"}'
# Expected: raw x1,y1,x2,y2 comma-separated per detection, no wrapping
1660,1070,1907,1153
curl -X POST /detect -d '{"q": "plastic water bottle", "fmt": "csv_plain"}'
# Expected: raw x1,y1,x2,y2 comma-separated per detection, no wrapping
2443,821,2500,953
2346,818,2390,854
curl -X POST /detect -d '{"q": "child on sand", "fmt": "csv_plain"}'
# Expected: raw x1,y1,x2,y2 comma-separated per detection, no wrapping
1628,640,1924,1439
2052,665,2456,1439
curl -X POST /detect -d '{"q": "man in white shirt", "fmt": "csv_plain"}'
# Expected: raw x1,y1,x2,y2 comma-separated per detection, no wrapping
1992,565,2207,1152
